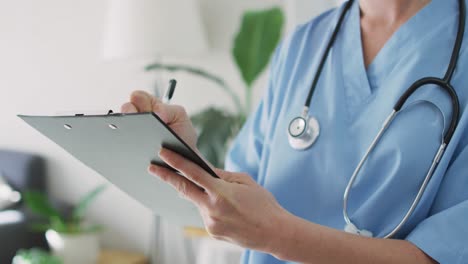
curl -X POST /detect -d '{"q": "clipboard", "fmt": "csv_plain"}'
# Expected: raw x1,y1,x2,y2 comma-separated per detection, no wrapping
18,112,217,227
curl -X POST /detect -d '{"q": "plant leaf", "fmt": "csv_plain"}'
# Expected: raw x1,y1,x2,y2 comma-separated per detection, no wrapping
23,191,61,219
14,248,63,264
72,184,106,222
50,216,69,233
191,108,245,168
233,7,284,87
29,223,51,233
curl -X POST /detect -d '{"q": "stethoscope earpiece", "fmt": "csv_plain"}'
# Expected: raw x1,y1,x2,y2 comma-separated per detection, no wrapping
287,115,320,150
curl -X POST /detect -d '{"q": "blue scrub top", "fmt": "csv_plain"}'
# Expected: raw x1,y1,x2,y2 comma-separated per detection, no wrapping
225,0,468,263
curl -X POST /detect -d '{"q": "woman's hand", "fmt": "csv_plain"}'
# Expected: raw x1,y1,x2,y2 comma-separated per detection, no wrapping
121,90,198,149
122,91,288,252
148,148,289,252
149,149,439,264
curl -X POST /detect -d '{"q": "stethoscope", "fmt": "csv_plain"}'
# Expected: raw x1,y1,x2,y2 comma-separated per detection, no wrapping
288,0,464,238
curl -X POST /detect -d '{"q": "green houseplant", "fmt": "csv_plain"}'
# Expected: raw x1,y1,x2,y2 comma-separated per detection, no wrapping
24,185,106,234
146,7,285,167
13,248,62,264
24,185,106,264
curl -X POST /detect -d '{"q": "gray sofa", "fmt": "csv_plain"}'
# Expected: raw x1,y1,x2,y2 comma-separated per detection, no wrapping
0,150,49,262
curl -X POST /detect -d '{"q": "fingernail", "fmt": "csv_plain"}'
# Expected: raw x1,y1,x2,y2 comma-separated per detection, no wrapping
148,164,158,173
158,148,167,157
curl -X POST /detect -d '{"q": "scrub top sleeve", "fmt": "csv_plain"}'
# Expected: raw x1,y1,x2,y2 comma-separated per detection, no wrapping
224,45,282,181
406,143,468,264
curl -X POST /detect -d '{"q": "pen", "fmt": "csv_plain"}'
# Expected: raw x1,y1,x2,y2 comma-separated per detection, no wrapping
163,79,177,104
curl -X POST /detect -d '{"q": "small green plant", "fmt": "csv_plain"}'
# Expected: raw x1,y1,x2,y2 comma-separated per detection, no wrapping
146,7,285,167
13,248,62,264
23,185,106,234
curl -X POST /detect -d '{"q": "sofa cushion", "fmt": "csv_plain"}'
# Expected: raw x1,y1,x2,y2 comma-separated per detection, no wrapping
0,150,45,193
0,174,21,210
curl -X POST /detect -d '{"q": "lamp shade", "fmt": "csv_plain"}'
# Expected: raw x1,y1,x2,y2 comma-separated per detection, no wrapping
101,0,208,60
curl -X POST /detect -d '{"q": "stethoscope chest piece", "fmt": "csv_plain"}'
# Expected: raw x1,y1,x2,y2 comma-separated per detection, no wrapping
288,115,320,150
344,222,373,237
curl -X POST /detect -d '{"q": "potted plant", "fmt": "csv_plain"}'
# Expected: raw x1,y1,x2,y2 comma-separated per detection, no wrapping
146,7,285,167
24,185,106,264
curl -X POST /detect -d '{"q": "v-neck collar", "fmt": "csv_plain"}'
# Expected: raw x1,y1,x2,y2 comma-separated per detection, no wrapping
339,0,372,110
338,0,456,116
366,0,456,89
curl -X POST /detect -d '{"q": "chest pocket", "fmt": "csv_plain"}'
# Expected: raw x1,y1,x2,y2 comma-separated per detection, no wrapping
347,96,450,237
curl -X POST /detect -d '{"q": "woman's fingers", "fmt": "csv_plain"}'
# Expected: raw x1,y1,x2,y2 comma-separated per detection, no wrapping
159,148,218,194
148,165,207,205
128,90,188,124
153,103,189,125
213,168,255,185
130,90,154,112
120,102,138,113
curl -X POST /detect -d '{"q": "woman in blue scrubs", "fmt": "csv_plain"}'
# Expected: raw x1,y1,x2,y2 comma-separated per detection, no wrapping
122,0,468,263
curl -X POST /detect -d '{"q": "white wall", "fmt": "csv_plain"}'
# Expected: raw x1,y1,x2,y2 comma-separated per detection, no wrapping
285,0,338,31
0,0,338,257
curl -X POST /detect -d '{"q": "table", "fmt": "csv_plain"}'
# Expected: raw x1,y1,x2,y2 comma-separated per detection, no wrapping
98,250,149,264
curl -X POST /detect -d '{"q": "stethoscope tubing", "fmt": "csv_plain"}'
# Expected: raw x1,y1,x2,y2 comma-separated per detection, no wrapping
343,109,447,238
394,77,460,144
303,0,354,108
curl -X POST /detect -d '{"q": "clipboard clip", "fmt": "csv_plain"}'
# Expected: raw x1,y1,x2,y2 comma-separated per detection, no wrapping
70,110,119,130
71,109,117,116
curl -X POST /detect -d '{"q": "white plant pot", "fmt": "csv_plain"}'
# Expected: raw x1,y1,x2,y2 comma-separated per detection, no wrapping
46,230,100,264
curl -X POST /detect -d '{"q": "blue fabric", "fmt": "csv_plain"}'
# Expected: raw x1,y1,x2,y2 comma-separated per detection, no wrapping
225,0,468,263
